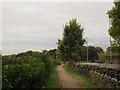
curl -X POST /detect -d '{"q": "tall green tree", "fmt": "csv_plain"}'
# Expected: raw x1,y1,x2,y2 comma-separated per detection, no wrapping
107,1,120,45
57,19,86,62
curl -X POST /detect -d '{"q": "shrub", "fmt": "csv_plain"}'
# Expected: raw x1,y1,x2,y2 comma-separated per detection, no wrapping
97,53,106,63
2,51,54,88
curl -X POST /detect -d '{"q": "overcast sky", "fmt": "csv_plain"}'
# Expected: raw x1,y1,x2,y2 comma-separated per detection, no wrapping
2,2,114,55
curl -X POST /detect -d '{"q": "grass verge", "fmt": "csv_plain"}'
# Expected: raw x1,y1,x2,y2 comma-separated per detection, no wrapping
64,64,101,88
46,66,59,88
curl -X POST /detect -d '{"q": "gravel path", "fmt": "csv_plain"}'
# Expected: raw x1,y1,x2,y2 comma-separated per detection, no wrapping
56,65,85,88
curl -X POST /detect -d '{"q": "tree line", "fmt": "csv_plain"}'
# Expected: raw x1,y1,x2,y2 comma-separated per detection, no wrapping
56,1,120,63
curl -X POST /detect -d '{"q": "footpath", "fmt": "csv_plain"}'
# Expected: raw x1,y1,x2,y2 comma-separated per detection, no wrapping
56,65,86,88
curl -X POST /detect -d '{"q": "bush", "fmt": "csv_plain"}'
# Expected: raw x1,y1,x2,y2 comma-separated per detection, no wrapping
107,46,120,55
2,51,54,88
97,53,106,63
80,46,99,62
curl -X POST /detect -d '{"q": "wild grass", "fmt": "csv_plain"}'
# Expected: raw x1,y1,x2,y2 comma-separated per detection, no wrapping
46,66,59,88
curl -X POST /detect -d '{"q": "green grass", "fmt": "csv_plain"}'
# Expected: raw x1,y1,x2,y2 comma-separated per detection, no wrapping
64,64,101,88
45,66,59,88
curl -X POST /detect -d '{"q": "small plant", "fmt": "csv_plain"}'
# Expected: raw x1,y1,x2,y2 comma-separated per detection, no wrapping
97,53,106,63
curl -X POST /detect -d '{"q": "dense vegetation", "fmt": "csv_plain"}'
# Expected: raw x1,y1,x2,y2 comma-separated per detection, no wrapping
97,46,120,63
57,19,104,62
107,1,120,45
80,46,103,62
47,49,61,65
57,19,86,62
107,46,120,55
2,51,59,88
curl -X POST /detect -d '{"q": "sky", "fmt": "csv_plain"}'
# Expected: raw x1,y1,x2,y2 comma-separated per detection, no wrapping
0,3,1,54
0,0,114,2
2,1,114,55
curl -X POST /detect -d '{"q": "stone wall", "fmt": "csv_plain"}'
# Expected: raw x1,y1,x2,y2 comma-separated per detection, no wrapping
66,62,120,88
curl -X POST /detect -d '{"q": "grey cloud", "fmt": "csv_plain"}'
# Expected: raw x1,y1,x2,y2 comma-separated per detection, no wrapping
2,2,114,55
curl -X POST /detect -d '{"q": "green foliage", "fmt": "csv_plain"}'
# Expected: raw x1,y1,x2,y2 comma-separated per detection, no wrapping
57,19,86,62
45,66,59,88
111,40,119,46
95,47,104,53
47,49,61,66
80,46,103,62
87,46,98,61
98,46,120,63
107,1,120,45
107,46,120,55
79,46,89,61
2,51,57,88
47,49,57,59
97,53,106,63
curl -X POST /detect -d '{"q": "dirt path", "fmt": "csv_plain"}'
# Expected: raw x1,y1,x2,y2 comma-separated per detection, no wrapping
56,65,86,88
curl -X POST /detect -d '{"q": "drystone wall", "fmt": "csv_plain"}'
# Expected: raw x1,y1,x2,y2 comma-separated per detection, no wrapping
66,62,120,88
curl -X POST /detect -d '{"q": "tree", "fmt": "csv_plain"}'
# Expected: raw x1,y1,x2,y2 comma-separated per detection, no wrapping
47,49,57,59
80,46,104,61
107,1,120,45
86,46,98,62
42,50,48,54
107,46,120,54
57,19,86,62
111,40,118,46
95,47,104,53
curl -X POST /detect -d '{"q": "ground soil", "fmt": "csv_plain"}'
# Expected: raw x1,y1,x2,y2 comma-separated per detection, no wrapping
56,65,86,88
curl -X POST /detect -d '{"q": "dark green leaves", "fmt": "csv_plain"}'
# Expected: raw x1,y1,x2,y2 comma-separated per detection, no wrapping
107,1,120,45
2,51,54,88
57,19,86,62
